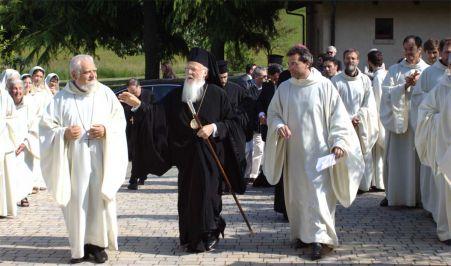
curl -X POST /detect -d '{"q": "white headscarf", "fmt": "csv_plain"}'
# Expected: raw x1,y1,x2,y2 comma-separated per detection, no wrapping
29,66,45,76
44,73,60,93
0,69,20,92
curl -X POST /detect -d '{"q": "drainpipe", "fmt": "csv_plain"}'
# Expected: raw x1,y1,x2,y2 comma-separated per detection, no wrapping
331,0,336,45
285,9,306,44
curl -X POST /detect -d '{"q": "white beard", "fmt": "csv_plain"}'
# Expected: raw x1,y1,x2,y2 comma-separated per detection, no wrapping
79,80,98,93
182,79,205,103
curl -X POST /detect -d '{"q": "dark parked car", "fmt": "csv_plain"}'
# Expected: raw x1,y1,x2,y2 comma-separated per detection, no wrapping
114,75,246,102
114,79,183,102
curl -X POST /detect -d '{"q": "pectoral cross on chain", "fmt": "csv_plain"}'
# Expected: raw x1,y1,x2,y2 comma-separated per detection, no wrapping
130,116,135,125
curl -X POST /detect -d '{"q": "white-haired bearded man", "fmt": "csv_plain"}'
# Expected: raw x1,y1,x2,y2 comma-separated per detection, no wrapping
119,47,246,253
40,54,128,263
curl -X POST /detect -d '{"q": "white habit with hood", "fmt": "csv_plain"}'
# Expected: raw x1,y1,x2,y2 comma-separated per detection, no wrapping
0,90,30,216
40,81,128,258
331,70,379,191
411,60,448,217
380,58,428,206
415,74,451,242
263,68,364,246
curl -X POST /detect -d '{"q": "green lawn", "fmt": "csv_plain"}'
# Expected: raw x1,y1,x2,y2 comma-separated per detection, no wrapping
35,8,305,82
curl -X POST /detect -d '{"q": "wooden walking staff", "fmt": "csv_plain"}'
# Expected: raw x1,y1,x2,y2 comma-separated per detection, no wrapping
187,101,254,234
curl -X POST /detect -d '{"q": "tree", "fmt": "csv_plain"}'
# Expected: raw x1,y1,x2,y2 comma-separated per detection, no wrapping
0,0,283,78
0,0,187,79
173,0,284,62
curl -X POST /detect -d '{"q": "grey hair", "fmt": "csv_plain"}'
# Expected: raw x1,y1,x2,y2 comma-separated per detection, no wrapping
70,54,95,77
8,79,23,91
327,46,337,53
252,66,267,78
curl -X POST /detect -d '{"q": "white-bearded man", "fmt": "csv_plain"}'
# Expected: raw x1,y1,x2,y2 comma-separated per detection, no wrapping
40,54,128,263
119,47,246,253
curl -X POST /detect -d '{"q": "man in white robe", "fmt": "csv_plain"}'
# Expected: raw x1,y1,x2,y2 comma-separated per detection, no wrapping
40,55,128,263
415,62,451,246
263,46,364,260
379,35,429,207
331,49,379,193
411,39,450,218
367,50,387,190
0,70,29,217
8,79,38,207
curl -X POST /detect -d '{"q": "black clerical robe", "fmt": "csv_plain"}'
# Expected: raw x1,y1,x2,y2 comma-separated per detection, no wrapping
133,83,246,249
122,89,155,161
223,81,248,110
256,82,276,142
256,81,287,216
222,81,254,192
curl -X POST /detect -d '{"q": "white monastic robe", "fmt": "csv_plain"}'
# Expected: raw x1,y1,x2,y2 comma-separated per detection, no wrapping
371,67,388,189
0,91,28,217
14,95,42,192
380,58,428,206
263,68,364,246
411,60,447,217
40,81,128,258
415,75,451,242
331,70,379,191
29,84,53,118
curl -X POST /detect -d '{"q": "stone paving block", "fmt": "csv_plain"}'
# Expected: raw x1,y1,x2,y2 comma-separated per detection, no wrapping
0,165,449,265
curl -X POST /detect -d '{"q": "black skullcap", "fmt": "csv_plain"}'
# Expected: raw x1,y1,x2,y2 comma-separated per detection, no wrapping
267,54,283,66
187,47,221,86
217,60,228,74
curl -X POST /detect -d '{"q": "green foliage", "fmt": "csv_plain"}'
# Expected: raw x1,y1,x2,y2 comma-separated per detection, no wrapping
173,0,284,57
0,1,303,78
0,24,26,70
225,42,254,73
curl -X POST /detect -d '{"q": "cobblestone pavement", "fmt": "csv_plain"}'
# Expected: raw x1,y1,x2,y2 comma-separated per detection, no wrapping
1,166,450,265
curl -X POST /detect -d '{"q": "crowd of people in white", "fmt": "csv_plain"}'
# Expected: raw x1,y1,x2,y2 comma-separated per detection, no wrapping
0,35,450,263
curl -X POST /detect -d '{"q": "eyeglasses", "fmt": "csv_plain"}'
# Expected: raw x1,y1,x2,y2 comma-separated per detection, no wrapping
326,51,334,54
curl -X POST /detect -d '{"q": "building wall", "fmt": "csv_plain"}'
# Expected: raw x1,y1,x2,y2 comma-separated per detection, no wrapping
315,1,450,68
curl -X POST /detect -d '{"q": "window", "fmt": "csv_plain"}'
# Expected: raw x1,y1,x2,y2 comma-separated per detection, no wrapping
375,18,393,40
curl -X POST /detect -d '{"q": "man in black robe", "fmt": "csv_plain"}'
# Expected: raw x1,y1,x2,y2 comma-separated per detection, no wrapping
253,64,283,188
217,60,249,110
257,63,290,219
217,60,254,193
122,78,155,190
119,48,246,253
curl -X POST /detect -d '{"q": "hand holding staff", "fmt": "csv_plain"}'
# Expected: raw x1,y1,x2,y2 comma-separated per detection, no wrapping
187,101,254,234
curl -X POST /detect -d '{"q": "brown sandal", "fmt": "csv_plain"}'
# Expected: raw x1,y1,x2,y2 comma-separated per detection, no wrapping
18,198,30,207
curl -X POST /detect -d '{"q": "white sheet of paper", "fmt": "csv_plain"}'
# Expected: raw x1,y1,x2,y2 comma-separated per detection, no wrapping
316,154,337,172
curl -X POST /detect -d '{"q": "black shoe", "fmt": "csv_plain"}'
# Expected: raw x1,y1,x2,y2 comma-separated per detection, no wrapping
127,183,138,190
92,248,108,263
443,239,451,245
370,186,385,192
380,197,388,207
69,257,87,264
295,239,308,248
85,244,108,263
310,242,322,260
357,189,365,195
138,179,145,185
